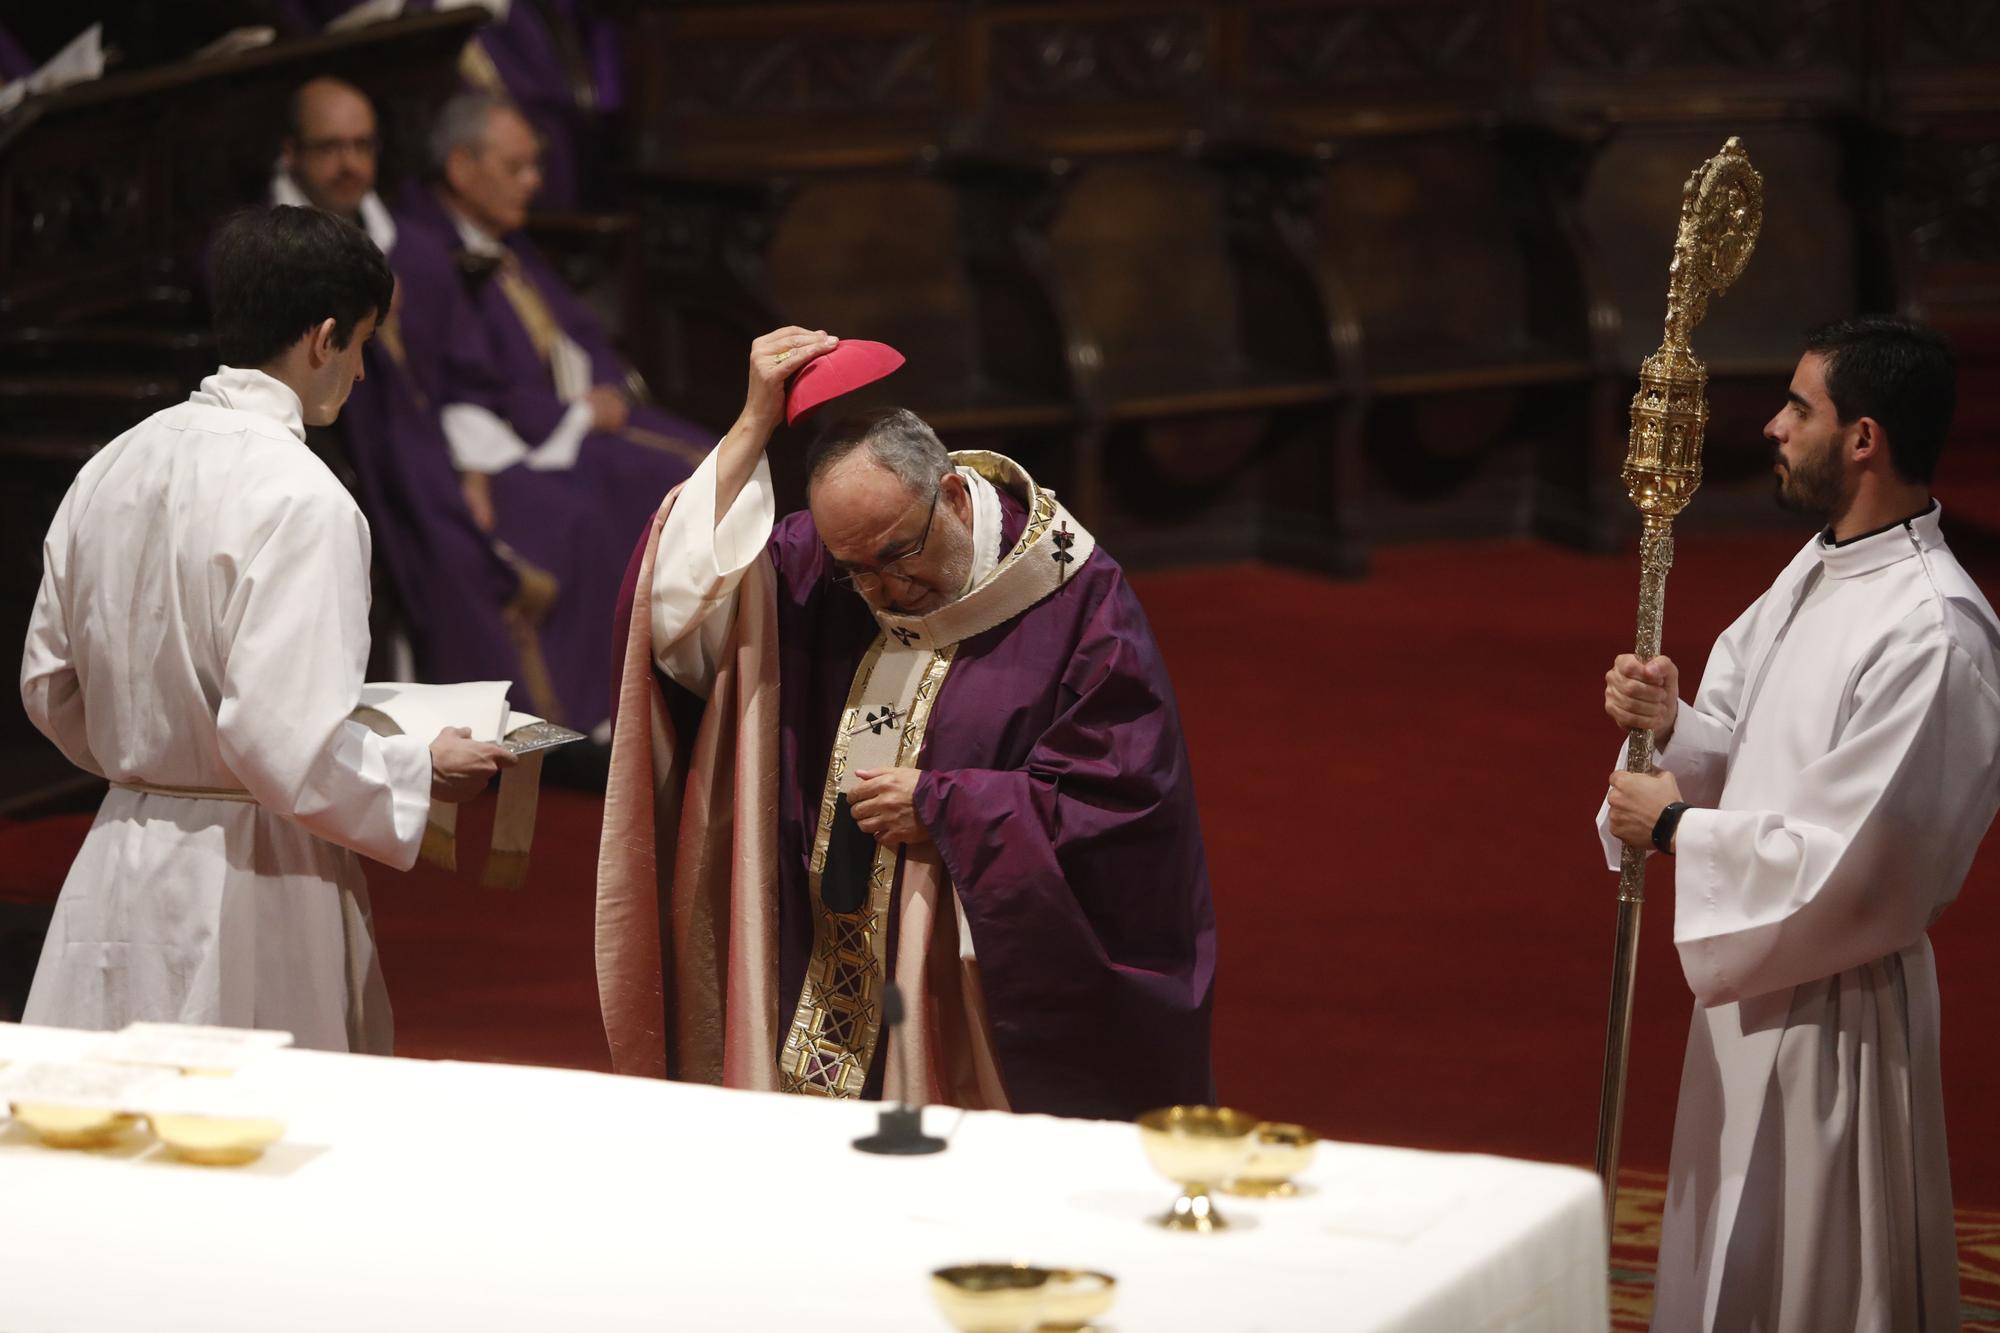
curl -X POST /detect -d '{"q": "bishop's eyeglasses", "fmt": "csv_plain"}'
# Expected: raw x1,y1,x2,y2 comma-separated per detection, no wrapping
829,482,939,592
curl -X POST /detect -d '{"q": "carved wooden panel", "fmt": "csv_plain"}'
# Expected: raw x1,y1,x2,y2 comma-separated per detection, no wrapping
985,10,1212,107
1898,0,2000,65
654,31,944,118
1242,0,1499,91
1542,0,1850,74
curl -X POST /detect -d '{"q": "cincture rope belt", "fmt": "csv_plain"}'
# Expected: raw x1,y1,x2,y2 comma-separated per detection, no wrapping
112,782,256,803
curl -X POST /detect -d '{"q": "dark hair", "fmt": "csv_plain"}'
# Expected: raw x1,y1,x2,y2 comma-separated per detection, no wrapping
1802,315,1957,484
209,206,393,368
805,406,950,494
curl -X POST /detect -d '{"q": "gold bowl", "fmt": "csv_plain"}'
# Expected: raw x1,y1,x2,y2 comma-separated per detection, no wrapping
1137,1105,1261,1232
1038,1268,1116,1330
9,1102,139,1149
1224,1121,1319,1197
148,1112,286,1166
929,1263,1051,1333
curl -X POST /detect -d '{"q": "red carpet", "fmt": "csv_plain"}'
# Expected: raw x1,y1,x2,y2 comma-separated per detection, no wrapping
7,515,2000,1210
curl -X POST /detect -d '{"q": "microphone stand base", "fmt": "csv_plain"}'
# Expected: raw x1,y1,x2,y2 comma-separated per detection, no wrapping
852,1103,946,1155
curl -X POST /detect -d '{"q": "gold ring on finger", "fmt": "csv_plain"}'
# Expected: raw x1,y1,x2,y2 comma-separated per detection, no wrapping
773,349,795,365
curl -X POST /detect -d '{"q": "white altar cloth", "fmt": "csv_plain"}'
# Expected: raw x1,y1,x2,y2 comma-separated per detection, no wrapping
0,1023,1606,1332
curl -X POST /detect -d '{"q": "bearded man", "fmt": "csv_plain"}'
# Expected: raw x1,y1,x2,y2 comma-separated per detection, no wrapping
1599,316,2000,1331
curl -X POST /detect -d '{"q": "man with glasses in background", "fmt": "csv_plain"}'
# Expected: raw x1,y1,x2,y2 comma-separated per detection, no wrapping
596,328,1217,1121
273,77,581,735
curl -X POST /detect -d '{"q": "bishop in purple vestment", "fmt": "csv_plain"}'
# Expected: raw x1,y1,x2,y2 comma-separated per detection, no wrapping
600,331,1216,1120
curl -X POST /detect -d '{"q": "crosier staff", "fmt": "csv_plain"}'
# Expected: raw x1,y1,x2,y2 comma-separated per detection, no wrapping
1595,137,1762,1233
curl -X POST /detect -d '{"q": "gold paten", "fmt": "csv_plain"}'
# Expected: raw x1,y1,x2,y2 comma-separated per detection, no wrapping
929,1263,1051,1333
1137,1105,1261,1232
9,1102,138,1150
1222,1120,1319,1197
149,1112,287,1166
1595,138,1763,1230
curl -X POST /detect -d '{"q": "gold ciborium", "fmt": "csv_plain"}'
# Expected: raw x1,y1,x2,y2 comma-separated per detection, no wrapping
928,1263,1051,1333
9,1102,139,1150
1222,1121,1319,1198
1137,1105,1260,1232
1039,1269,1117,1331
148,1112,287,1166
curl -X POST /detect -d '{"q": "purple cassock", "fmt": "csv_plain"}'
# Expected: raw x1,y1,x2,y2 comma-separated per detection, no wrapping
390,185,700,730
336,333,526,690
615,482,1219,1120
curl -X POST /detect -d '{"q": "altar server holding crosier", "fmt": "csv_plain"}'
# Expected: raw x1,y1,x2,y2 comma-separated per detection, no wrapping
1599,317,2000,1332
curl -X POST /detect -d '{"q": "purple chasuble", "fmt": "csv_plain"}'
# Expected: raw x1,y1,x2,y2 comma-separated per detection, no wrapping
618,482,1217,1120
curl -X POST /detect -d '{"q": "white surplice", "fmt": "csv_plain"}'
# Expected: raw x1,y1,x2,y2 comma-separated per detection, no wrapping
19,368,433,1053
1596,504,2000,1332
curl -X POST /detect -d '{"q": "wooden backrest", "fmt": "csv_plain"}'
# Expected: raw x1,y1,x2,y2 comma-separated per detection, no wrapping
1048,158,1244,398
1314,131,1588,377
764,174,979,401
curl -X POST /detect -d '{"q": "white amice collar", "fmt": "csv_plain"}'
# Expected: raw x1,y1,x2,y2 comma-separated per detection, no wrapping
1814,501,1944,580
959,463,1004,595
191,367,308,443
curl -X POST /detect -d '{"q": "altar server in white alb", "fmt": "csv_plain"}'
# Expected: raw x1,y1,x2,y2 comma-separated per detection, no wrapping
19,206,513,1053
1599,316,2000,1332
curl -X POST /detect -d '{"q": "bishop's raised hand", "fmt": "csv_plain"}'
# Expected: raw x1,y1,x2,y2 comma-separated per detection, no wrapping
741,326,838,432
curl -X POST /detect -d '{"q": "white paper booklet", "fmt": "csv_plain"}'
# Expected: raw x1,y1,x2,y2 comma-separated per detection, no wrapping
353,681,577,755
355,680,516,744
0,1061,174,1110
87,1022,293,1074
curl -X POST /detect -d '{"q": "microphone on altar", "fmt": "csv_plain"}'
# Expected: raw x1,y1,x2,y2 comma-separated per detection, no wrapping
852,981,946,1156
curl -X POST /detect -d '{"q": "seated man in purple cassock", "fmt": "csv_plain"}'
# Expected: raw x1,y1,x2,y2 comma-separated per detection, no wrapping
596,330,1217,1120
392,90,703,733
273,76,580,728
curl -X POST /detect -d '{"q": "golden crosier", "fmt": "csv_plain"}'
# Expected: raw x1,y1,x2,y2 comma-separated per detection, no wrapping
1622,137,1765,523
1595,137,1763,1234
